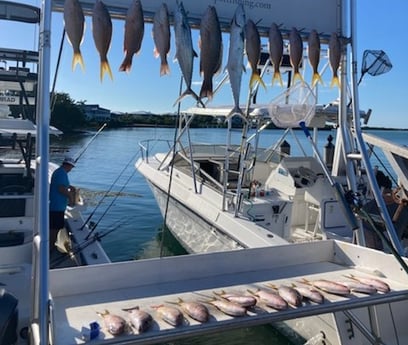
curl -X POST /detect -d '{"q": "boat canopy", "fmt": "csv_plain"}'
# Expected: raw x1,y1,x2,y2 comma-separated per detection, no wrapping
0,1,40,24
0,118,62,138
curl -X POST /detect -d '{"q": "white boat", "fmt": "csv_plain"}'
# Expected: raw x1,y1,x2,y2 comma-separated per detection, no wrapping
1,1,408,345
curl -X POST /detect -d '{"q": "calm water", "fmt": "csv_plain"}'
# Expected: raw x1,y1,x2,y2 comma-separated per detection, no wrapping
49,126,406,345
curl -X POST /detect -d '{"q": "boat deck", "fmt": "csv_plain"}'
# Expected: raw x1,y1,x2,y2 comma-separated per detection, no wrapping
49,240,408,345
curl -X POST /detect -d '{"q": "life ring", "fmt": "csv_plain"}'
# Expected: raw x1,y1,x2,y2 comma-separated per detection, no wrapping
296,166,317,187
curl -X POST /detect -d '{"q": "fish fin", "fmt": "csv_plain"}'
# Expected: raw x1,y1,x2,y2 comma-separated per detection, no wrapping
100,60,113,82
119,55,132,73
193,49,198,58
72,52,85,72
330,75,340,88
242,64,246,73
122,306,140,312
292,72,304,84
153,47,160,58
311,73,324,87
249,72,266,90
160,60,170,76
272,71,283,87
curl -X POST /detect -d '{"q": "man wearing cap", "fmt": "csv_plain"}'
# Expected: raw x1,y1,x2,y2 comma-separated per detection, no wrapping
49,156,76,251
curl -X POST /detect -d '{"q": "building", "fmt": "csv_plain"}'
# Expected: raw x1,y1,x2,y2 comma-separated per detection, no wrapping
80,104,111,122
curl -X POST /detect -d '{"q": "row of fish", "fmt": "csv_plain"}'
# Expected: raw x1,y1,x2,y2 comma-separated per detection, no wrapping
64,1,341,113
94,274,391,337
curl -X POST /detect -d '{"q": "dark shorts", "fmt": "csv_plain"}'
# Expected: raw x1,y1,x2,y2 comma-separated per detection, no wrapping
50,211,65,230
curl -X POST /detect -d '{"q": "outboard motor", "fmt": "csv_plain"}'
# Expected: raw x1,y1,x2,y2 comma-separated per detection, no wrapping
0,288,18,345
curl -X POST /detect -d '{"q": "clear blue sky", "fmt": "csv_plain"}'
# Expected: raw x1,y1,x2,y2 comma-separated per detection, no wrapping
2,0,408,129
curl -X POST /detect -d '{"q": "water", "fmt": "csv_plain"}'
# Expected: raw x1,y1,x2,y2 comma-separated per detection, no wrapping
49,126,407,345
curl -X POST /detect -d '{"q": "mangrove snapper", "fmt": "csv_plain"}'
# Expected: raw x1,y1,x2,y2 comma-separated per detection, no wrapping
346,274,390,293
119,0,144,73
63,0,85,71
308,29,323,87
340,280,377,295
302,278,350,296
329,32,341,88
292,284,324,304
248,289,288,310
151,304,183,327
97,310,126,336
123,307,152,334
92,0,113,81
245,19,265,90
199,5,222,100
208,298,247,317
152,3,171,76
173,1,201,106
270,284,302,307
289,27,304,84
268,23,283,87
172,298,209,323
226,5,246,117
214,290,257,308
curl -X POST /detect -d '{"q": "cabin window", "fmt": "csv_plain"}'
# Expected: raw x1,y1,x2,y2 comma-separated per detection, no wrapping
0,199,26,217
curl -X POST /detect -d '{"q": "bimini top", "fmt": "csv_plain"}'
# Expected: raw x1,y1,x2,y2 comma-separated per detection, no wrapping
0,1,40,24
0,118,62,138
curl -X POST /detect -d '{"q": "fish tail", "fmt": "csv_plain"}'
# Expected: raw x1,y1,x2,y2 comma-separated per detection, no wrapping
250,72,266,90
311,72,324,87
330,74,340,88
119,55,132,73
72,51,85,72
173,88,205,108
292,72,304,84
100,59,113,82
199,78,213,100
160,59,170,76
272,71,283,87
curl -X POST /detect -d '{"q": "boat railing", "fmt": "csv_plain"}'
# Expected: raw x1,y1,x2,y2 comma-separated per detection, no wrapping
138,139,174,165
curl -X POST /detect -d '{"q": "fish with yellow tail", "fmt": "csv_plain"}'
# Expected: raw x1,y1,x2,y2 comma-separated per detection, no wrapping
245,19,265,90
152,3,171,76
122,306,152,334
119,0,144,73
226,4,246,118
329,32,341,88
268,22,283,87
97,309,126,336
92,0,113,81
63,0,85,72
308,29,323,87
199,5,222,101
173,1,203,107
289,27,304,84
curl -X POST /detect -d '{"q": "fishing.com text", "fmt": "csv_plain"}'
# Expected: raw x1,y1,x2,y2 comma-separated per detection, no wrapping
214,0,272,10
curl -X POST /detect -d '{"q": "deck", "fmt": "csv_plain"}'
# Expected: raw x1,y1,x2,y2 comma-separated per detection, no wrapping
49,240,408,345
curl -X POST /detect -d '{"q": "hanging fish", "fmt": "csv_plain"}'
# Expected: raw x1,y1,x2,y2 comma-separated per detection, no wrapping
63,0,85,72
226,4,246,117
199,5,222,101
119,0,144,73
152,3,171,76
308,29,323,87
173,1,202,107
328,32,341,88
268,23,283,87
97,310,126,336
92,0,113,81
288,27,304,84
245,19,265,90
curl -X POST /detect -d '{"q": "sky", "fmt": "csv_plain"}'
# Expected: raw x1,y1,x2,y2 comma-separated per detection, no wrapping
1,0,408,129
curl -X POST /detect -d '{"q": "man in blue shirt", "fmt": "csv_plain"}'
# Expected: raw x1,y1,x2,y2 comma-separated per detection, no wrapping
49,156,76,251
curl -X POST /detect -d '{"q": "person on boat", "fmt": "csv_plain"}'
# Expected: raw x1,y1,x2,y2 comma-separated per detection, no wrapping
49,156,76,251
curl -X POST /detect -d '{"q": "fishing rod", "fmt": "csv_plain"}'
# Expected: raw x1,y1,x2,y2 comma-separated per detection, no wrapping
74,122,107,163
84,153,139,239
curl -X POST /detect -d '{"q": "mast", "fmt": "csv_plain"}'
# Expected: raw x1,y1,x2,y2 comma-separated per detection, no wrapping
348,0,403,254
31,0,52,343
